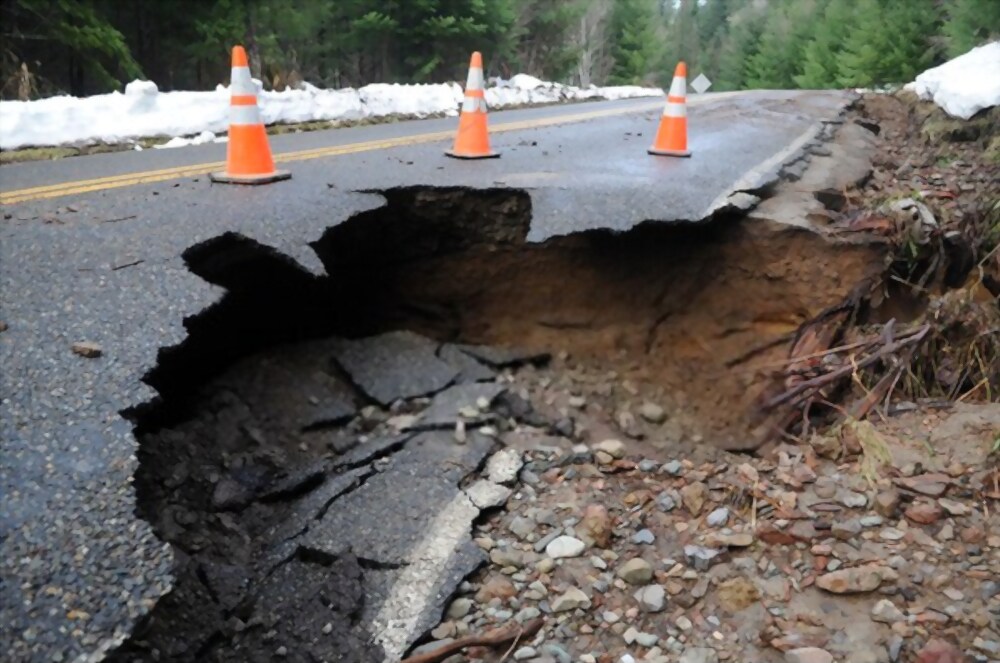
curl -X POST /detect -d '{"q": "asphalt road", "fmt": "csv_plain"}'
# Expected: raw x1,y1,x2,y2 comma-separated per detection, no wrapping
0,89,856,662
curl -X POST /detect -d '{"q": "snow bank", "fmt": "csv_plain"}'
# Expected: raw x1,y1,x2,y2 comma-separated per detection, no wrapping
906,41,1000,120
0,75,661,150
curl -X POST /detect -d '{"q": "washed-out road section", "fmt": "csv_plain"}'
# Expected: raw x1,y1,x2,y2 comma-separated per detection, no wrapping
0,89,855,661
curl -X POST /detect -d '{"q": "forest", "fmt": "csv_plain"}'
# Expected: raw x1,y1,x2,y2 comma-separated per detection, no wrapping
2,0,998,100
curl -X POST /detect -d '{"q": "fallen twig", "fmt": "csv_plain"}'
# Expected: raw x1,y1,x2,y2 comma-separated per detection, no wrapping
764,324,931,410
400,618,544,663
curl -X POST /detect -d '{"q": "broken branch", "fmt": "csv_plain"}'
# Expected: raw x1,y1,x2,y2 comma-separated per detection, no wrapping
400,618,544,663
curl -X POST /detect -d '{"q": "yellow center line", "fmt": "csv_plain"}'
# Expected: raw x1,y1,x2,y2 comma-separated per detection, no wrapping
0,100,671,205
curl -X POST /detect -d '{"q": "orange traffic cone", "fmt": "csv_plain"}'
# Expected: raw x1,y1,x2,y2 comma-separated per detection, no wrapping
446,52,499,159
211,46,291,184
648,62,691,158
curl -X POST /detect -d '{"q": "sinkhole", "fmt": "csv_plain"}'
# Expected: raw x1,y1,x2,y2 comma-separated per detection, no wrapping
110,187,881,662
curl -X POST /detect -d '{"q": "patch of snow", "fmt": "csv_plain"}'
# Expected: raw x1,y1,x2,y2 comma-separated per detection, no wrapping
906,41,1000,120
0,75,662,150
153,130,222,149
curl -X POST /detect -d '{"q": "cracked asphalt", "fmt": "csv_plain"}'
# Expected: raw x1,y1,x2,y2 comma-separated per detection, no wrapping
0,90,855,661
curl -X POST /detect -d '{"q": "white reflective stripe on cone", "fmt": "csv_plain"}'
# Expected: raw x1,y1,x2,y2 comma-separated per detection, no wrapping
663,102,686,118
667,75,687,98
230,67,257,95
230,104,263,126
465,67,485,91
461,96,488,113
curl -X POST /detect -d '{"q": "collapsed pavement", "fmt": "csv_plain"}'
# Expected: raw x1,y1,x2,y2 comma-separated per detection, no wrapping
3,88,995,663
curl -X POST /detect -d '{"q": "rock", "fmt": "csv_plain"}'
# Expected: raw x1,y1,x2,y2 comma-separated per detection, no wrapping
510,516,537,540
596,439,627,459
432,622,456,639
486,448,524,484
552,587,591,612
816,566,887,594
546,535,586,559
706,507,729,527
813,476,837,499
623,627,640,644
639,402,667,424
680,482,708,516
937,498,970,516
871,598,904,624
676,615,693,630
879,527,905,541
941,587,964,601
913,638,967,663
704,532,753,548
905,501,943,525
679,647,719,663
490,548,525,569
595,451,614,465
447,598,473,619
716,576,760,611
632,529,655,545
661,460,683,476
603,610,621,624
71,341,102,358
832,519,862,540
860,515,884,528
638,459,658,472
514,647,538,660
896,474,949,497
618,558,654,585
476,577,516,602
657,493,677,512
580,504,612,547
875,490,900,517
684,545,722,571
840,491,868,508
634,584,666,613
785,648,833,663
635,632,659,647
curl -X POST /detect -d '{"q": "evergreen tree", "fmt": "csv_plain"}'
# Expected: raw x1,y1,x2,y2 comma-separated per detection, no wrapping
795,0,854,89
943,0,1000,57
716,9,764,91
607,0,659,85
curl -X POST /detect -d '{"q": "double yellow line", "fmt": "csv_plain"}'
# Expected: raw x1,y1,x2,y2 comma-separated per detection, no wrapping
1,101,664,205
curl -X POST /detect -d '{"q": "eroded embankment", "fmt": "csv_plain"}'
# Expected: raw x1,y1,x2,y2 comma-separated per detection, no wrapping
112,186,885,662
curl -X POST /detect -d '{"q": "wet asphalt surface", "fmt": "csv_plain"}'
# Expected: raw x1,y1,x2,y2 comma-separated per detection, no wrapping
0,90,854,661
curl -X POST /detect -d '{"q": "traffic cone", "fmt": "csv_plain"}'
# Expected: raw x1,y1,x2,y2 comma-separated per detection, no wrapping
211,46,291,184
648,62,691,158
446,52,499,159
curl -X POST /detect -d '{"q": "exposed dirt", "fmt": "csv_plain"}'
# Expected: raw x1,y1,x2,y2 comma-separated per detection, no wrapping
112,93,998,663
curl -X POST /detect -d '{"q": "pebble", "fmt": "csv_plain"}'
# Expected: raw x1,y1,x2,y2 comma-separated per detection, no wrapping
514,646,538,660
447,598,473,619
603,610,621,624
635,632,659,647
785,648,833,663
905,501,943,524
871,598,904,623
814,477,837,499
684,545,722,571
706,507,729,527
591,555,607,570
942,587,964,601
486,448,524,484
874,490,900,517
621,656,636,663
534,530,561,553
657,493,677,511
596,439,627,459
840,491,868,508
618,558,654,584
638,459,658,472
510,516,537,540
661,460,683,476
490,548,525,568
816,566,886,594
832,519,862,540
634,584,666,613
551,587,590,612
860,515,884,528
880,528,905,541
676,616,693,631
546,535,586,559
540,644,572,663
633,529,655,545
938,498,970,516
678,647,719,663
680,482,708,516
71,341,103,358
639,402,667,423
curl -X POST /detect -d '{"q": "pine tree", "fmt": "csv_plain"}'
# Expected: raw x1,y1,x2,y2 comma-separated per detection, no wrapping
943,0,1000,57
607,0,659,85
795,0,854,89
715,9,764,91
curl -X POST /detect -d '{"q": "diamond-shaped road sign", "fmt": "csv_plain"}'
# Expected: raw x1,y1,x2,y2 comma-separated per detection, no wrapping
691,73,712,94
